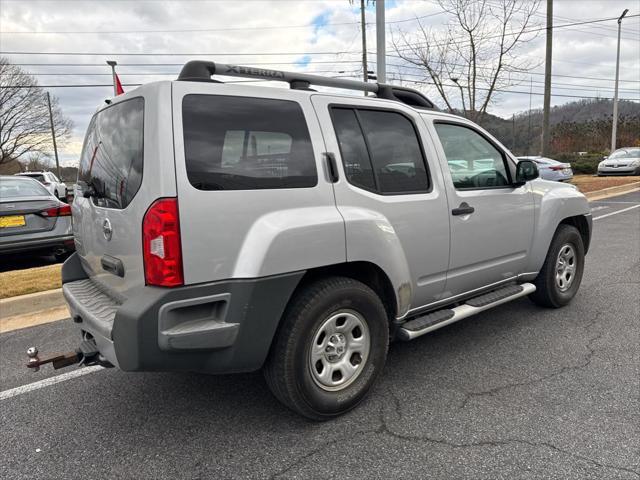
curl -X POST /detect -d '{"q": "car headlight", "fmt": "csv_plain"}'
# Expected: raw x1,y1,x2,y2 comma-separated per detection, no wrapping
598,161,605,168
630,159,640,167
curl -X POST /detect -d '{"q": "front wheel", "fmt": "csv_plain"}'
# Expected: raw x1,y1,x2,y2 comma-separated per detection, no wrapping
263,277,389,420
530,224,585,308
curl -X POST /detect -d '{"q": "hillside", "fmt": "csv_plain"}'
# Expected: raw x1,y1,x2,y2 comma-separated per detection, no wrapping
477,99,640,156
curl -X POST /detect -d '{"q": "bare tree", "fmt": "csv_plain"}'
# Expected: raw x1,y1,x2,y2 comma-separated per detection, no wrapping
392,0,540,121
0,57,72,165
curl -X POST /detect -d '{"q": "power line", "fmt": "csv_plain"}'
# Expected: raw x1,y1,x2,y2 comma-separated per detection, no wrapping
0,11,445,35
0,50,356,56
3,14,637,60
391,14,640,54
383,56,640,84
11,59,640,84
3,78,638,102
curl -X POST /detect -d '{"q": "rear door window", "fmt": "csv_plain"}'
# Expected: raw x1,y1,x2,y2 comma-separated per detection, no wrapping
77,97,144,209
331,107,430,194
182,95,317,190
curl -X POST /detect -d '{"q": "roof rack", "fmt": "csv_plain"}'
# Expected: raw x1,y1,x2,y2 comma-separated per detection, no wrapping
177,60,434,110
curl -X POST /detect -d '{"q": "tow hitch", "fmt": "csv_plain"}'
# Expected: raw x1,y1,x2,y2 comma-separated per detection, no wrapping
26,339,112,372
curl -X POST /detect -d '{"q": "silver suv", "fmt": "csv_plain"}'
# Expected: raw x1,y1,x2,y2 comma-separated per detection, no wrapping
60,61,592,420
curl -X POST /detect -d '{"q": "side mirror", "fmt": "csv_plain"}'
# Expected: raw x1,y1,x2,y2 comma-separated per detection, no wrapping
514,160,539,186
603,156,608,160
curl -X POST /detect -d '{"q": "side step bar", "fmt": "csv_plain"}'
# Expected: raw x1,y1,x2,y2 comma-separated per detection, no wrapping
397,283,536,341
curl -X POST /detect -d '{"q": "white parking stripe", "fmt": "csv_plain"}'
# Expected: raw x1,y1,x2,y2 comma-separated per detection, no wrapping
0,366,104,401
593,204,640,220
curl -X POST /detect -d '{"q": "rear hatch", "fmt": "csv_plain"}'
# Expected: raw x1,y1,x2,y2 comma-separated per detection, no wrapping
0,178,60,240
72,83,176,298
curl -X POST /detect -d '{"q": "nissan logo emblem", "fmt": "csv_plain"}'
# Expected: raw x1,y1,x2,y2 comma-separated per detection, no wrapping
102,218,113,241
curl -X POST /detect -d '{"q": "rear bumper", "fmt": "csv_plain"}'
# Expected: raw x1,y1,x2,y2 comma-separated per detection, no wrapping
0,234,74,255
61,253,303,374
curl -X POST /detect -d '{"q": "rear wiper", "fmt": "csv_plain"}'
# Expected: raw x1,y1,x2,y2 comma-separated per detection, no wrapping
81,180,103,199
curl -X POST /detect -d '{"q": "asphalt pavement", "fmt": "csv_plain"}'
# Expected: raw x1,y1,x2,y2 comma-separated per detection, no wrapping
1,191,639,479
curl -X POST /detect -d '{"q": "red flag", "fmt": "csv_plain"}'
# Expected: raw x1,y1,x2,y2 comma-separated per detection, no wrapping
115,73,124,95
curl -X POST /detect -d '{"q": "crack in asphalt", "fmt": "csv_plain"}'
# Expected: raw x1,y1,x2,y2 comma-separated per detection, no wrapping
379,388,640,478
269,285,639,480
268,425,380,480
458,307,607,410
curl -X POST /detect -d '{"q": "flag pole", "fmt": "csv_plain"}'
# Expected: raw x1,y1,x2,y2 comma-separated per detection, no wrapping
106,60,118,96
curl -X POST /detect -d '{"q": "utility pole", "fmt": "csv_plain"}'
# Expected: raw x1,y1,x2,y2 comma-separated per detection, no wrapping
46,92,61,180
360,0,368,95
611,8,629,152
541,0,552,156
106,60,118,96
376,0,386,83
527,76,533,155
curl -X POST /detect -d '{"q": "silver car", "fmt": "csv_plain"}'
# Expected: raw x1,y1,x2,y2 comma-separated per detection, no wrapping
597,148,640,176
50,61,592,420
0,175,74,259
518,156,573,182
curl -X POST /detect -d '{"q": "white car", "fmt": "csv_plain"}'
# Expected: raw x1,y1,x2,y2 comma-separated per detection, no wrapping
518,156,573,182
15,171,67,199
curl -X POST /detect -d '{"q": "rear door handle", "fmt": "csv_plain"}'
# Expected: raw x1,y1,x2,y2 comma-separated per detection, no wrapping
323,152,339,183
451,202,475,216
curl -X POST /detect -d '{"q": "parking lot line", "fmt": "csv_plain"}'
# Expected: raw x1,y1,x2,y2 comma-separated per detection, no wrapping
0,366,104,401
593,204,640,220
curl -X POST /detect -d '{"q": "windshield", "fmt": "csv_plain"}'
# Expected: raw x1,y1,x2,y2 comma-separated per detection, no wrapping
610,149,640,159
1,177,50,199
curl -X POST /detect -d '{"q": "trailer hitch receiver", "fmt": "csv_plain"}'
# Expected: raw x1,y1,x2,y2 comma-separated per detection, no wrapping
26,340,110,372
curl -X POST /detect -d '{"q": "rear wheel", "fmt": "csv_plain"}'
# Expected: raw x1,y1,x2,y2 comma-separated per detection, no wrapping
530,224,585,308
263,277,389,420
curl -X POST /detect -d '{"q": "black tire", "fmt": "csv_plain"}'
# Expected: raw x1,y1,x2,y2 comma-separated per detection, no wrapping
530,224,585,308
263,276,389,421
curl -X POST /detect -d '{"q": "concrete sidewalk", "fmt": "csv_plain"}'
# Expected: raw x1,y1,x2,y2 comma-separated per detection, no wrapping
0,289,68,333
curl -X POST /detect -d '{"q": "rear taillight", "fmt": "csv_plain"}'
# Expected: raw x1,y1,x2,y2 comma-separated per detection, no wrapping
142,198,184,287
549,165,568,171
42,204,72,217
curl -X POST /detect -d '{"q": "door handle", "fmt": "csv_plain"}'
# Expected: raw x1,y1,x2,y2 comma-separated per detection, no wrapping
323,152,339,183
452,202,475,216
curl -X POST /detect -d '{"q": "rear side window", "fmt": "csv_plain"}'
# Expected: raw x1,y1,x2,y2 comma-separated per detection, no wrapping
78,97,144,209
331,107,430,194
183,95,317,190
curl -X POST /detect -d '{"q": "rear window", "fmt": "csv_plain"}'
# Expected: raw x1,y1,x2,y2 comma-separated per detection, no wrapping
182,95,317,190
78,97,144,209
1,177,50,198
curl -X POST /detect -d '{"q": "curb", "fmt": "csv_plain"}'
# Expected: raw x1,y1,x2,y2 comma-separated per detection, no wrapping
0,306,69,333
585,182,640,201
0,288,65,319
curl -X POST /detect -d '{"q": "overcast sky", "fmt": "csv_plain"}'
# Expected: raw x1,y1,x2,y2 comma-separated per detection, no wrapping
1,0,639,166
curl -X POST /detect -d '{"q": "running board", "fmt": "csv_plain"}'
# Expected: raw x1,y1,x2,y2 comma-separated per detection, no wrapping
397,283,536,341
